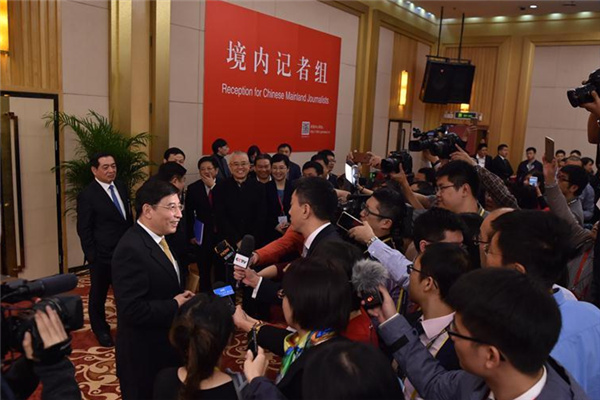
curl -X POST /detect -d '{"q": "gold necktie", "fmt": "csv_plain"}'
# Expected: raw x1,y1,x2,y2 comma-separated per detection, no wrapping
159,238,175,265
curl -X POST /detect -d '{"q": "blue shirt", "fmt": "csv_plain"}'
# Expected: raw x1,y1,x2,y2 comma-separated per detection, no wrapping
551,289,600,400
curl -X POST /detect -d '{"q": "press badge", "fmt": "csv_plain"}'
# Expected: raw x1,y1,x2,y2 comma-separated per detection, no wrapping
278,216,289,225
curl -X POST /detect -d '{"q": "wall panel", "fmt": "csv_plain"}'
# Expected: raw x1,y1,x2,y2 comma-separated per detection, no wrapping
1,0,61,92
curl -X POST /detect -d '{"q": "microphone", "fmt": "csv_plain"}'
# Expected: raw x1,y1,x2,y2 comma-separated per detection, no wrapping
233,235,255,288
214,240,236,262
212,281,236,314
351,259,389,309
1,274,79,303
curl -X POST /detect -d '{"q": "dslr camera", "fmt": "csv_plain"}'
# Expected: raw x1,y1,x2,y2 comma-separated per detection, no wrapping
380,150,413,175
567,68,600,108
408,126,465,159
1,274,83,358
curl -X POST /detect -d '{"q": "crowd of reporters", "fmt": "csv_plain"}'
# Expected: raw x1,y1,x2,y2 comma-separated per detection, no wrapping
3,90,600,400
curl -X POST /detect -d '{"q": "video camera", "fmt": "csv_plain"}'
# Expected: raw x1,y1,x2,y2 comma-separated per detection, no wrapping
380,150,413,176
408,126,465,159
567,68,600,108
1,274,83,358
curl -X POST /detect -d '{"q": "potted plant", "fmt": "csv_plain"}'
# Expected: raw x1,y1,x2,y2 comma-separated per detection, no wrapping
46,110,152,214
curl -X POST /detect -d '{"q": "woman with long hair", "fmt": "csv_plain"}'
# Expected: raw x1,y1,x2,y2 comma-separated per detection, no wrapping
153,294,237,400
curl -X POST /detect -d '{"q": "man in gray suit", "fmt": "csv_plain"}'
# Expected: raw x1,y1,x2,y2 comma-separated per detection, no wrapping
370,268,588,400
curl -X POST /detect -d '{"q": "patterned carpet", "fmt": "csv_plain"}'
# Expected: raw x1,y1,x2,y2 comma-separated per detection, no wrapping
43,273,281,400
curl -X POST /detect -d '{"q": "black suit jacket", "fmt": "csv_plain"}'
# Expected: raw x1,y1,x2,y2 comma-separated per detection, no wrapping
256,325,347,400
490,156,514,181
327,173,338,188
516,159,543,182
255,224,342,304
473,155,493,170
265,180,293,242
214,177,267,246
185,180,216,240
288,161,302,182
112,223,186,399
76,179,133,265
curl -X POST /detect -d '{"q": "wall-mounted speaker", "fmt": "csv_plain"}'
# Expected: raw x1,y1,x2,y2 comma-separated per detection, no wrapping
420,60,475,104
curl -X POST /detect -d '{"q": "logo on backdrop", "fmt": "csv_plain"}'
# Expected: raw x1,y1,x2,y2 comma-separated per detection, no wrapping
203,1,341,153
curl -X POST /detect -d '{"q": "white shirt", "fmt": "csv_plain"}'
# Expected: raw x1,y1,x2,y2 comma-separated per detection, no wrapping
137,220,181,283
476,155,487,168
96,178,126,219
488,366,547,400
303,222,331,257
404,313,455,400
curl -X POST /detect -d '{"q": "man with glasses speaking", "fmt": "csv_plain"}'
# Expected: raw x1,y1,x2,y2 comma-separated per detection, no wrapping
112,179,195,399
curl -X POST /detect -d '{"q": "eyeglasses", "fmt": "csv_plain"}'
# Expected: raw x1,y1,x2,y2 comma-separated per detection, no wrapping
155,203,184,213
435,184,456,193
272,166,288,171
407,264,423,275
473,236,489,246
231,162,250,168
360,203,392,220
447,319,506,361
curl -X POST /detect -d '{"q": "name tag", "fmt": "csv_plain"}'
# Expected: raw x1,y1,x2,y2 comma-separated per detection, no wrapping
278,216,289,225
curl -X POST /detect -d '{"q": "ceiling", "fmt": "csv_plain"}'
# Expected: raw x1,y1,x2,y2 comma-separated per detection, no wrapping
407,1,600,19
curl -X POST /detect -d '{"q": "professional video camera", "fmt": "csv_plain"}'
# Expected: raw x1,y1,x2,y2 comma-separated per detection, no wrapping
1,274,83,358
408,126,465,159
380,150,413,175
567,68,600,108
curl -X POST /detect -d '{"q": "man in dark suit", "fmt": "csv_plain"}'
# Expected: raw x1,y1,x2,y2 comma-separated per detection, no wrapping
76,152,132,347
112,180,194,400
490,144,514,182
185,156,220,292
319,149,339,187
472,143,493,170
213,151,267,248
278,143,302,182
516,147,543,182
211,138,231,181
234,177,341,304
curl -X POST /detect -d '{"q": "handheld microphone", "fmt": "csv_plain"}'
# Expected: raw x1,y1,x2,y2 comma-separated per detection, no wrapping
1,274,79,303
212,281,236,314
233,235,255,288
214,240,236,262
351,259,389,309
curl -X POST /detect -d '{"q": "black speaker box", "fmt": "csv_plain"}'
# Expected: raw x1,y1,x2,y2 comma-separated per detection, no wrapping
420,60,475,104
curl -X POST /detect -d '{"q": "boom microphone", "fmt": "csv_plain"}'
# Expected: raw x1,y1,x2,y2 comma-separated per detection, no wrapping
351,259,389,309
1,274,79,303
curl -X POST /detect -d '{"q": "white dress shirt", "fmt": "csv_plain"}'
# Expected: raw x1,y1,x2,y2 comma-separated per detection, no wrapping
95,178,126,219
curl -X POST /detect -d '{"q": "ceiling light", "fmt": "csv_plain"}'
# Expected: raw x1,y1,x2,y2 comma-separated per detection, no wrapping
529,4,538,9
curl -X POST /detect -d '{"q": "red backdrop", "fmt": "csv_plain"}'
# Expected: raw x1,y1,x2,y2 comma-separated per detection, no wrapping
203,1,341,154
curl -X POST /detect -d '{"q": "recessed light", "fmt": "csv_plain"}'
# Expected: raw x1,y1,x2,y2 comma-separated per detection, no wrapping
529,4,538,9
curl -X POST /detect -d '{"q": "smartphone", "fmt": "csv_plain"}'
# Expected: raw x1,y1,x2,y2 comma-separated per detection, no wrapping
529,176,538,187
545,137,555,163
345,162,356,185
361,288,383,310
352,151,371,164
336,211,363,232
247,327,259,358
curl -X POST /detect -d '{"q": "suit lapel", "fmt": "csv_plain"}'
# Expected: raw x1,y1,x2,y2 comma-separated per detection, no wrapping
135,224,180,286
92,180,127,220
115,181,131,221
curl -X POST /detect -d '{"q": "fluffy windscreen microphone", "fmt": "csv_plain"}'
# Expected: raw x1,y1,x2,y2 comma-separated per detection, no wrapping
351,259,389,309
